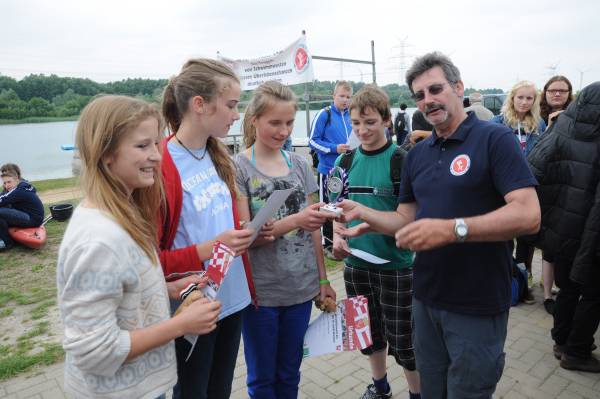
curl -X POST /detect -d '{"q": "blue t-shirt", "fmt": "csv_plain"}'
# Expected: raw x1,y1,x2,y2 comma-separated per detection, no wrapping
168,142,251,320
398,113,537,315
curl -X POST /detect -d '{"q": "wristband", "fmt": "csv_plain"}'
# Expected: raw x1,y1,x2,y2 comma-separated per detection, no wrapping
319,279,330,285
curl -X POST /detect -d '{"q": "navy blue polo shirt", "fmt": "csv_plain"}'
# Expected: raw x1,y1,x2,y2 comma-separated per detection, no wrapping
398,112,537,315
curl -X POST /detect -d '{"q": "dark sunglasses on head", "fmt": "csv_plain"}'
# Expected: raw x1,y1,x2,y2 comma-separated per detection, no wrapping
411,82,451,102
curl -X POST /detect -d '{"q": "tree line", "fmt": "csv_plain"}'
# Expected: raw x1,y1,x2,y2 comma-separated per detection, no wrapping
0,74,503,122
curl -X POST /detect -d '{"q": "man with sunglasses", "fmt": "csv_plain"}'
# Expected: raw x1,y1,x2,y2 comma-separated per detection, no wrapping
337,52,540,398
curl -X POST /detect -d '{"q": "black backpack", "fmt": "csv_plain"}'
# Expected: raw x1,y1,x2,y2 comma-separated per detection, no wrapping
394,111,407,135
309,106,332,168
338,145,406,196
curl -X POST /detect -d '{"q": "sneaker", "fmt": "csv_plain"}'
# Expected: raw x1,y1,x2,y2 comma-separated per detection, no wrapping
544,298,556,315
554,344,566,360
560,353,600,373
523,290,535,305
360,383,392,399
527,272,534,289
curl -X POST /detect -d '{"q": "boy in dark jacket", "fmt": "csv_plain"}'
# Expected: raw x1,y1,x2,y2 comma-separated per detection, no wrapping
0,169,44,250
528,81,600,372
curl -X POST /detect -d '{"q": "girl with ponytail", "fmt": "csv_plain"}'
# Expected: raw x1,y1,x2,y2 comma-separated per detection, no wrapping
159,58,256,399
235,81,335,398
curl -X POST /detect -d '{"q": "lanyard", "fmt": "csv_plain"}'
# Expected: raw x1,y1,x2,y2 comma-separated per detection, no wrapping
516,121,530,153
251,145,292,168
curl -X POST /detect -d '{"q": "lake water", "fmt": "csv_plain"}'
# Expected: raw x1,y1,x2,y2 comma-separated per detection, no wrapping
0,108,412,181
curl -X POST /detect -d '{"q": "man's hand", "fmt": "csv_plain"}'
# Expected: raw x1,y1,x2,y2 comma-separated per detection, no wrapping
334,222,371,238
396,218,455,251
336,199,364,223
336,144,350,154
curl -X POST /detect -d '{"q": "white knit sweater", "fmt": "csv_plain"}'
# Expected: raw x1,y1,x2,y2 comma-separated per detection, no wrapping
57,206,176,398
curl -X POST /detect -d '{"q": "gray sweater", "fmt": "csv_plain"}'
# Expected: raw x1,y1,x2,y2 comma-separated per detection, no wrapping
57,206,176,398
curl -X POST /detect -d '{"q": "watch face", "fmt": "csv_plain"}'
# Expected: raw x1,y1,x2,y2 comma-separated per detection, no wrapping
457,225,468,236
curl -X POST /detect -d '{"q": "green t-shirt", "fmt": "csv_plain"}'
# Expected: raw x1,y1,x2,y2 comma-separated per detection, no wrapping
334,141,413,270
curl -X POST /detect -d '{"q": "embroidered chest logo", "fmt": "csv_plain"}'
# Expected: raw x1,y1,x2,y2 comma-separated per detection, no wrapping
450,154,471,176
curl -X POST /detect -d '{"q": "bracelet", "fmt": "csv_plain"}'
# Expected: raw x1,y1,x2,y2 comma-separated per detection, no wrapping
319,279,330,285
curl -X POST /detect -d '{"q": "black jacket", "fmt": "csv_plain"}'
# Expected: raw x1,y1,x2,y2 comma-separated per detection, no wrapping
528,81,600,284
0,180,44,225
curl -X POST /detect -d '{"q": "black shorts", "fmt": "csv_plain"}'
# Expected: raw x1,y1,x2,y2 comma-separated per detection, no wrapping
344,264,416,370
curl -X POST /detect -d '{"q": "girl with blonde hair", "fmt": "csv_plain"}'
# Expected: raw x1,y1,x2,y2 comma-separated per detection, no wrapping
492,81,547,295
235,80,335,398
492,81,547,157
159,59,257,399
57,95,220,399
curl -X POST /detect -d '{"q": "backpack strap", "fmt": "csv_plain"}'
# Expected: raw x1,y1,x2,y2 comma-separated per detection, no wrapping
338,147,356,172
390,146,407,197
324,106,332,128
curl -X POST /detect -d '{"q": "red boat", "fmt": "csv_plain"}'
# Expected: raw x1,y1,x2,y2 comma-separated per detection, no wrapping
8,225,47,249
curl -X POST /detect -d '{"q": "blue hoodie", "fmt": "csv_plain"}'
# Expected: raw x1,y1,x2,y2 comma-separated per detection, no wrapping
309,103,352,175
0,181,44,225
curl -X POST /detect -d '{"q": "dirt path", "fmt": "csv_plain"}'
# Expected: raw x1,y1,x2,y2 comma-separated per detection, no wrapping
38,187,82,204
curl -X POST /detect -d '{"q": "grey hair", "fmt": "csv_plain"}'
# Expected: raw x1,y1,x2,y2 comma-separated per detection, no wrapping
405,52,461,93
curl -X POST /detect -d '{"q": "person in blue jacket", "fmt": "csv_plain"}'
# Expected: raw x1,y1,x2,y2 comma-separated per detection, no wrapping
0,167,44,250
309,80,352,252
491,80,546,296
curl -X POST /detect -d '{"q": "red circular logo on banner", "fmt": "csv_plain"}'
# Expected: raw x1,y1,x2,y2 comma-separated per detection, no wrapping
294,47,309,73
450,154,471,176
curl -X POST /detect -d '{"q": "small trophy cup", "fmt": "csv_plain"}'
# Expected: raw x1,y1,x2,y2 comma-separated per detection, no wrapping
319,166,349,217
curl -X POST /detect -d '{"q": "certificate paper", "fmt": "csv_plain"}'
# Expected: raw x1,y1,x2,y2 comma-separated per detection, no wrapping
303,296,372,358
350,248,390,264
247,188,294,242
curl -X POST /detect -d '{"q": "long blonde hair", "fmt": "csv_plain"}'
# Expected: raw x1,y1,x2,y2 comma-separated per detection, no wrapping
242,81,297,148
162,58,239,195
76,95,163,263
501,81,543,134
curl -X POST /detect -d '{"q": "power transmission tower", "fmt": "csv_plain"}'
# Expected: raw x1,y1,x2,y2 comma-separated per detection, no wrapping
389,37,413,86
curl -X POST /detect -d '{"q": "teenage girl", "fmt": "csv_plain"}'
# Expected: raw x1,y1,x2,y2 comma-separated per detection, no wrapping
57,95,220,399
234,81,336,399
159,59,256,399
491,81,546,294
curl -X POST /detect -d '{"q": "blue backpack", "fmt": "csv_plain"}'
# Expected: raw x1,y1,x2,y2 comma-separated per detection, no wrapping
511,261,528,306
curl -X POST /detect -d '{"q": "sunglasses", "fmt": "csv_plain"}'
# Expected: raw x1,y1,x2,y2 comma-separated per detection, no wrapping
411,82,451,102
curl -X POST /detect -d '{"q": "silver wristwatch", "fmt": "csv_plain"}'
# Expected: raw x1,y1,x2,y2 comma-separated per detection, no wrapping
454,218,468,243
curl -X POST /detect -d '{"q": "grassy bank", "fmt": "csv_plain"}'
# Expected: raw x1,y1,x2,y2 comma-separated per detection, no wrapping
0,116,78,125
0,201,76,380
31,177,78,192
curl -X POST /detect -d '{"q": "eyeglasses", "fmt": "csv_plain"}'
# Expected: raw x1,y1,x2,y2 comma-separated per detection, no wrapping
547,89,569,95
411,82,451,102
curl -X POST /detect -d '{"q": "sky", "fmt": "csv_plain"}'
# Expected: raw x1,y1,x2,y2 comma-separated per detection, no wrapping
1,0,599,92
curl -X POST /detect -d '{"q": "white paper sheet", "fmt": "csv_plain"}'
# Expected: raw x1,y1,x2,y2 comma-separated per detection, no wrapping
347,132,360,150
303,302,344,358
247,188,294,242
349,248,390,264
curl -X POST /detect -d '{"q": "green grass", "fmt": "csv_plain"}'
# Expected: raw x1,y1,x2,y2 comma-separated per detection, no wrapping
0,200,71,381
30,300,56,320
325,257,343,271
0,116,78,125
31,177,79,192
0,343,63,381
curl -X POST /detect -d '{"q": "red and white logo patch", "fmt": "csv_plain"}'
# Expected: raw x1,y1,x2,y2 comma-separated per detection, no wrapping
450,154,471,176
294,46,309,73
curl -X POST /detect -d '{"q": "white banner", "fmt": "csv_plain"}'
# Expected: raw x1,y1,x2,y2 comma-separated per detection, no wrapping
218,36,314,91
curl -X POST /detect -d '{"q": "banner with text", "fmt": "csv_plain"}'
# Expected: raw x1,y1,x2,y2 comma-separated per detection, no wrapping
218,36,314,91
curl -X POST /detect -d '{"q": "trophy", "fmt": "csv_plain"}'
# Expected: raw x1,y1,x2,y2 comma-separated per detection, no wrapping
319,166,349,217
